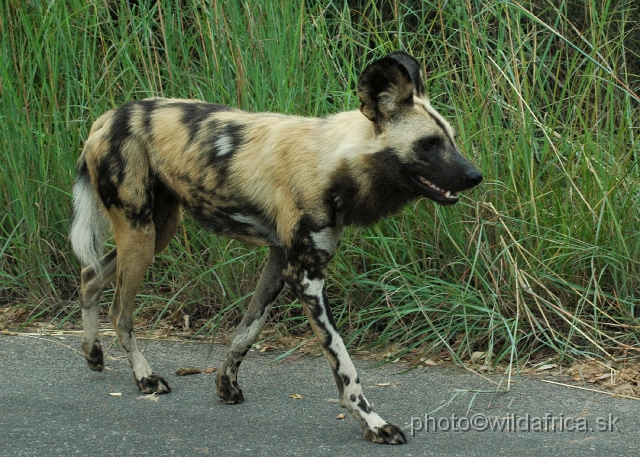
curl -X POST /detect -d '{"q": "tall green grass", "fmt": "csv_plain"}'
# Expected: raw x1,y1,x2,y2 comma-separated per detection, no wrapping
1,0,638,365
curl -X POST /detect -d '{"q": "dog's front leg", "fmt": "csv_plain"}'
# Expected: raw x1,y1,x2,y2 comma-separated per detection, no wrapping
287,265,407,444
217,246,286,404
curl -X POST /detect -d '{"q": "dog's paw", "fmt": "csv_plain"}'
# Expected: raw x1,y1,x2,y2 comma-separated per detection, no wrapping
364,422,407,444
83,340,104,372
216,373,244,404
136,374,172,394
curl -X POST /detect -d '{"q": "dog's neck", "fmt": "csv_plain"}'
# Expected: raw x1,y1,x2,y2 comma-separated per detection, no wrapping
326,150,416,228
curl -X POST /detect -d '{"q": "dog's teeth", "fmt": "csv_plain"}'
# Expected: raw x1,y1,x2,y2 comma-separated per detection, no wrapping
418,176,458,198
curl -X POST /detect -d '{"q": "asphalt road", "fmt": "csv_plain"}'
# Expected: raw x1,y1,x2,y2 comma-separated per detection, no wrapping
0,333,638,456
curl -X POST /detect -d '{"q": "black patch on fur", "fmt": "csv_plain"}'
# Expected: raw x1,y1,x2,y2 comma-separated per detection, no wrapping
286,262,342,386
107,102,134,158
294,286,323,323
95,103,135,211
283,219,345,387
412,136,444,164
178,102,234,144
186,201,277,245
137,98,160,134
320,287,336,329
76,157,90,180
357,394,372,414
240,345,251,358
151,181,180,228
286,216,335,280
217,373,245,404
96,153,125,210
327,148,416,227
124,204,152,227
97,102,160,227
124,174,154,228
136,374,172,394
208,123,245,160
411,134,482,193
83,340,104,372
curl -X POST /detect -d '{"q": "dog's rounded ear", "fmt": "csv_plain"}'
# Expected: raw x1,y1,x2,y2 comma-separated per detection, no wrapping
385,51,425,96
357,53,417,127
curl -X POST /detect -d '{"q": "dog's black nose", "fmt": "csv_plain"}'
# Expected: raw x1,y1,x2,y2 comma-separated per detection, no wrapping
465,170,483,186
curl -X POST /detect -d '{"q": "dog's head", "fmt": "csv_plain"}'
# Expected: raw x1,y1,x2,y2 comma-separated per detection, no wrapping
358,51,482,206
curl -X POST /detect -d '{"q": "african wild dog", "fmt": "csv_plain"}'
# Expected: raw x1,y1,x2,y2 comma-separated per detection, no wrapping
70,51,482,444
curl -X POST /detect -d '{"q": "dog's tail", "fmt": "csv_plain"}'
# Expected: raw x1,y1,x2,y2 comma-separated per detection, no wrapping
70,159,110,274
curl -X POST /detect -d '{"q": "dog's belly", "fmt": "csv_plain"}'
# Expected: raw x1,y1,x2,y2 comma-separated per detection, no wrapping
187,206,280,247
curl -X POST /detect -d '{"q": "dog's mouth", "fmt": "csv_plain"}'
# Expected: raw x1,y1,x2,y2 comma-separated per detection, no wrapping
412,175,459,205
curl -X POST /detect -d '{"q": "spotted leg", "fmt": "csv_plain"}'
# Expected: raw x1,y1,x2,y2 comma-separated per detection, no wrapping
217,246,286,403
284,227,407,444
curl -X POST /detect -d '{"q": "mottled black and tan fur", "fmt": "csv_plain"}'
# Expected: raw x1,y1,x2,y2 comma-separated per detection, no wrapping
70,51,482,444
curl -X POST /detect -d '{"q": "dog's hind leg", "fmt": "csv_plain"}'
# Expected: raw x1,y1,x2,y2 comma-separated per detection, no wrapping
72,160,117,371
109,212,171,394
80,248,117,371
77,185,178,374
217,246,286,404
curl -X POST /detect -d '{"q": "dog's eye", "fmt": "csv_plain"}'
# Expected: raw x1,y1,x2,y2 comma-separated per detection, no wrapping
416,136,443,151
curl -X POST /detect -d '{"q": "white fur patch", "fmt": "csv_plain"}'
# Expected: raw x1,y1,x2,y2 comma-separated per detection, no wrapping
129,335,153,380
301,273,324,298
230,213,260,226
310,229,337,255
362,411,388,429
70,176,110,271
215,134,234,157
